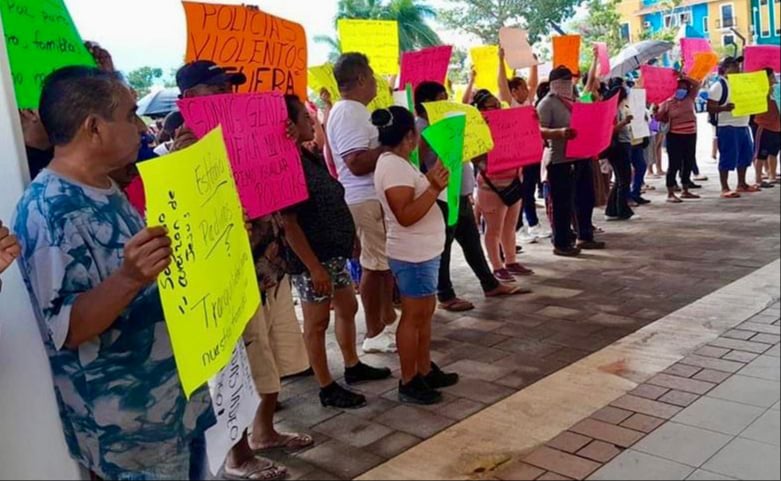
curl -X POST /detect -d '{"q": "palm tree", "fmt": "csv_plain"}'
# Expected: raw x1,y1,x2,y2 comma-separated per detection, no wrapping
315,0,442,61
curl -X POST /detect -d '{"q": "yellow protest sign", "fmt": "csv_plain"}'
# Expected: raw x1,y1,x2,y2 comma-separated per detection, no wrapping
728,71,770,117
138,127,261,398
470,45,514,93
308,63,341,101
688,52,719,82
368,74,394,112
423,101,494,161
338,19,400,75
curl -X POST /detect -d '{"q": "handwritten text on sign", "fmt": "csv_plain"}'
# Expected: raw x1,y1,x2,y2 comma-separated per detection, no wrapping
483,107,543,175
205,342,261,475
423,101,495,161
183,2,307,99
178,92,308,219
728,71,770,117
0,0,96,108
640,65,679,104
138,127,261,398
566,95,620,160
399,46,453,91
338,19,399,75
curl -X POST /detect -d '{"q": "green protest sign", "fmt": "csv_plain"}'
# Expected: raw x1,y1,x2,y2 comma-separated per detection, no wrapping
421,114,466,227
0,0,96,108
405,83,420,169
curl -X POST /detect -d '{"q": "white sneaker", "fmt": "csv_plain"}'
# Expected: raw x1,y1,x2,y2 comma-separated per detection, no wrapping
528,225,551,240
362,330,397,354
517,226,538,244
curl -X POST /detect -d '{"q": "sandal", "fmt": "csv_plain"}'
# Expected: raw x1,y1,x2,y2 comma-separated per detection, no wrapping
737,185,761,193
439,298,475,312
485,285,532,298
251,432,314,453
224,456,288,481
721,191,741,199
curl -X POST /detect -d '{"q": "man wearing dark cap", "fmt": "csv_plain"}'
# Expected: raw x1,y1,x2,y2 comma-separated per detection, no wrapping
537,66,606,257
708,56,758,198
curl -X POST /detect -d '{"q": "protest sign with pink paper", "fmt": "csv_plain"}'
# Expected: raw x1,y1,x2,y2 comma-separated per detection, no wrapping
640,65,679,104
178,92,308,219
681,38,714,75
398,46,453,91
483,107,543,175
743,45,781,73
595,42,610,76
565,95,620,160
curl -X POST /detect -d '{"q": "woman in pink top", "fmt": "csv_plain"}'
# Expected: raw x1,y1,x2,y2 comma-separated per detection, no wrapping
656,77,702,203
472,90,534,282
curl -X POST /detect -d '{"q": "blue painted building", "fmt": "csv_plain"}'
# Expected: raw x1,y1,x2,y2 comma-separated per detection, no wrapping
751,0,781,44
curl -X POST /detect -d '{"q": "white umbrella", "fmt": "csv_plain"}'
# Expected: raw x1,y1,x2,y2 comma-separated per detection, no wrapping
608,40,675,78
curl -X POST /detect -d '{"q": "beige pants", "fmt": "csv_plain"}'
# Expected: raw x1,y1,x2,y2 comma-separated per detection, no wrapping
348,199,390,271
243,277,310,395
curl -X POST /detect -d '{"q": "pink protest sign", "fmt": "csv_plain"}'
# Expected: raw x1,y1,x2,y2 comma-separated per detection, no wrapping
681,38,714,74
640,65,679,104
483,107,543,175
565,94,620,160
743,45,781,73
398,46,453,91
595,42,610,76
178,92,308,219
125,176,146,216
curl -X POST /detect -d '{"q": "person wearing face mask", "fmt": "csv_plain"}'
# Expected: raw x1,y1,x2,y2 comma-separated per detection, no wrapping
656,76,702,203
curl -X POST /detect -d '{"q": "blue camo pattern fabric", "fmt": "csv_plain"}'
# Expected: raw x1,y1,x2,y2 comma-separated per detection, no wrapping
12,170,213,480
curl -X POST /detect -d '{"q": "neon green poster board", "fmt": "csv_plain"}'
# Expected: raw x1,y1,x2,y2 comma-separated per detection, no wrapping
421,115,466,227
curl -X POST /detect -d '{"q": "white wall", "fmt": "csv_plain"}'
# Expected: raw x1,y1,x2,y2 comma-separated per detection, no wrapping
0,20,81,481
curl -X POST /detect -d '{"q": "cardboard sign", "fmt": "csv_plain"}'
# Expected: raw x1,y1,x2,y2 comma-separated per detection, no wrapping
398,46,453,91
688,52,719,82
681,38,713,75
553,35,581,75
628,89,650,139
338,19,399,75
138,127,261,398
0,0,96,108
566,94,620,159
499,28,538,70
421,115,467,227
183,2,307,99
743,45,781,74
483,107,543,175
205,342,261,474
470,45,514,93
728,71,770,117
640,65,679,104
178,92,308,219
308,63,341,101
595,42,610,77
423,101,494,161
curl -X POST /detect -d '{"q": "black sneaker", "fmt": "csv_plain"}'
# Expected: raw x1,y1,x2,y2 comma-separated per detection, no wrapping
425,362,459,389
577,240,607,250
398,375,443,405
344,362,392,385
633,197,652,205
553,246,582,257
319,382,367,409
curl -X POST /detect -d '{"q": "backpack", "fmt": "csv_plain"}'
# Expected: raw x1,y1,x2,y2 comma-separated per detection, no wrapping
708,78,729,127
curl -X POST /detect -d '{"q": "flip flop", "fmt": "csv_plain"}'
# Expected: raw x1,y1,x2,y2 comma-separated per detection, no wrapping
439,298,475,312
721,191,741,199
737,185,761,193
667,197,683,204
251,432,314,453
485,285,532,298
224,456,288,481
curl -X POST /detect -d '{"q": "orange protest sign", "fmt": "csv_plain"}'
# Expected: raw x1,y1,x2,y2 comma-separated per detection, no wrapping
688,52,719,82
183,2,307,99
553,35,581,75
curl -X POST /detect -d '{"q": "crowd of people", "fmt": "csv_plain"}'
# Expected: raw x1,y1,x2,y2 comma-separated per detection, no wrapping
0,34,779,481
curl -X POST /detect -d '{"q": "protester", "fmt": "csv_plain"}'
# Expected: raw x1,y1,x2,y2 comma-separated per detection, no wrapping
153,111,184,157
281,95,392,409
326,53,398,354
19,109,53,180
372,106,459,405
537,67,606,257
173,60,311,480
647,106,665,177
0,220,21,293
753,68,780,188
605,81,636,221
708,56,758,198
471,89,534,281
12,65,213,480
415,82,527,312
656,77,702,203
629,101,652,206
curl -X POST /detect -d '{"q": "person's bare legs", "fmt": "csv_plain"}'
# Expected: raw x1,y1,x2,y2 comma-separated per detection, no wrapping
302,302,334,388
756,159,767,186
720,170,732,193
415,297,435,378
769,155,778,182
380,270,397,327
481,201,509,271
360,269,386,339
226,432,283,478
249,393,280,447
397,296,436,383
738,166,751,189
500,201,522,266
333,286,360,368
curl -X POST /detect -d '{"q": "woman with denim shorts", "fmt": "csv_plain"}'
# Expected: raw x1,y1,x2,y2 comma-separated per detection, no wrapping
372,106,460,405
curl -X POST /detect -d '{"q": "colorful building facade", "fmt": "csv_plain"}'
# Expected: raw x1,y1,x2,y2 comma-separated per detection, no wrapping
618,0,780,47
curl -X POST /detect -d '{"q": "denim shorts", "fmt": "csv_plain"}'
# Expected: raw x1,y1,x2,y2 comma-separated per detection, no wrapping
389,257,441,299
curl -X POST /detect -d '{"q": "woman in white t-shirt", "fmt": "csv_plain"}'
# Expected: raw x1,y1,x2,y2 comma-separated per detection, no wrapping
372,106,459,406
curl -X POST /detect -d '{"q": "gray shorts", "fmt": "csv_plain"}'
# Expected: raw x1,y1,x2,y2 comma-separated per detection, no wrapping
291,257,353,303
